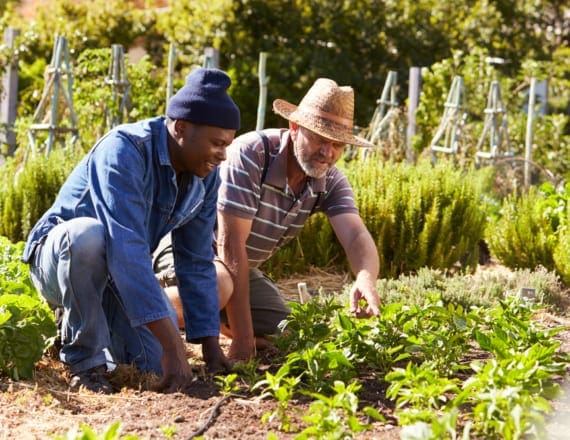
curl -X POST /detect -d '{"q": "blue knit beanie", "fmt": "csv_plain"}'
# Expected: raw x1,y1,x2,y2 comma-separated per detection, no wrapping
166,67,240,130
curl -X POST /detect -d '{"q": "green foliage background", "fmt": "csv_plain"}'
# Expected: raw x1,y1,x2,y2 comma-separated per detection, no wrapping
0,0,567,137
0,0,567,276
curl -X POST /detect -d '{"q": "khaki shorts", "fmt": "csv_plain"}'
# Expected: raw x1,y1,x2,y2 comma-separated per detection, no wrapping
152,236,290,336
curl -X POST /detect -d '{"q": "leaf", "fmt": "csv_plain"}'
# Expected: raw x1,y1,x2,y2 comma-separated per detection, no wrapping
362,406,386,422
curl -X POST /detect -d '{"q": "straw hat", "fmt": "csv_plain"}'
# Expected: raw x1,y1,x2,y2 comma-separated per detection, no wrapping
273,78,375,148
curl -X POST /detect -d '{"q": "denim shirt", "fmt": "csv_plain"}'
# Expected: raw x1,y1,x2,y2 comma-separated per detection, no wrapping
23,117,220,340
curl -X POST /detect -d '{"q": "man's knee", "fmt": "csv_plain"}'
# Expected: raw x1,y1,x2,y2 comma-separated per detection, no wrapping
67,218,106,263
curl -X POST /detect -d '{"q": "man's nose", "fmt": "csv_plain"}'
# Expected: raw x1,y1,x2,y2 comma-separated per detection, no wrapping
319,142,335,158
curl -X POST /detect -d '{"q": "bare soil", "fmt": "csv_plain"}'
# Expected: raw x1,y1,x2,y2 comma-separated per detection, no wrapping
1,266,569,440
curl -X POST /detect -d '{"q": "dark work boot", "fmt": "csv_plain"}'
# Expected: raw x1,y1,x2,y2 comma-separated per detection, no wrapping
70,365,113,394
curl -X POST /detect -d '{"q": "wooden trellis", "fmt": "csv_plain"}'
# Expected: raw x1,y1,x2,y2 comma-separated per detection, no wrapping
475,80,513,163
430,76,467,162
367,70,399,145
28,35,79,156
104,44,131,129
359,70,400,160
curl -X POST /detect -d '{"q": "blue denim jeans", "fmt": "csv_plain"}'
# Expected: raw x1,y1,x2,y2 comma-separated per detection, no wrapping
29,217,177,374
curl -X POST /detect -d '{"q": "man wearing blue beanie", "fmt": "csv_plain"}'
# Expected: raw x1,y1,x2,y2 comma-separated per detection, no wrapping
23,67,240,394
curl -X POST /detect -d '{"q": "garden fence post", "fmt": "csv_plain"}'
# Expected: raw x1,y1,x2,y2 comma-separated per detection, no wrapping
406,66,421,164
256,52,268,130
0,27,20,160
524,77,537,188
203,47,219,69
105,44,131,129
166,42,176,103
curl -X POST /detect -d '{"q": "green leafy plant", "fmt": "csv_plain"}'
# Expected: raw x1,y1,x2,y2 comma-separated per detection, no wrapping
0,293,55,379
215,372,240,395
284,341,356,393
253,364,302,433
296,380,385,440
386,362,460,414
0,236,56,380
53,421,139,440
159,424,177,439
0,237,36,296
276,295,342,353
267,279,569,438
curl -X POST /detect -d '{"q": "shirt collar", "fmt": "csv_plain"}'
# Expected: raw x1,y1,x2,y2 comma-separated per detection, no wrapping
158,117,173,167
263,130,327,193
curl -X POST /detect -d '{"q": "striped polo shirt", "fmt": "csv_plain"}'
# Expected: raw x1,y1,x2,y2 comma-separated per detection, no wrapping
217,128,359,268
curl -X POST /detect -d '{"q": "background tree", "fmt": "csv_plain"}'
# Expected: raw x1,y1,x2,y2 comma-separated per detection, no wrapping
220,0,390,131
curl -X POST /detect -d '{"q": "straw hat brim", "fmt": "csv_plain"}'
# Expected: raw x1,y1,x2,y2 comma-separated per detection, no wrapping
273,99,375,149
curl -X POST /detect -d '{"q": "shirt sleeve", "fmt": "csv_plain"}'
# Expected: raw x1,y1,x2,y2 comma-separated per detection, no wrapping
88,132,171,327
172,170,220,341
319,167,359,217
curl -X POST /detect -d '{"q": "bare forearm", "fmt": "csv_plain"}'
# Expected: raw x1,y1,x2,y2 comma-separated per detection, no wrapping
146,317,186,356
345,229,379,280
224,256,255,343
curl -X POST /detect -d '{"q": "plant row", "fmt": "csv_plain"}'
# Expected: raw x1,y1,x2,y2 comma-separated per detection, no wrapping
248,287,569,439
50,275,570,439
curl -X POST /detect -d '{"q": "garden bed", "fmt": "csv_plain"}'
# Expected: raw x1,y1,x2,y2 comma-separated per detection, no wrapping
1,265,570,439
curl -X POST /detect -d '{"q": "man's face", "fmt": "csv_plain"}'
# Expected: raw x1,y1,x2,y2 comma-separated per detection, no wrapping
171,121,235,177
291,124,346,178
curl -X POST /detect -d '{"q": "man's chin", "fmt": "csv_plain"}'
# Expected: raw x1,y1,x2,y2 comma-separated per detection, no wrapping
307,168,328,179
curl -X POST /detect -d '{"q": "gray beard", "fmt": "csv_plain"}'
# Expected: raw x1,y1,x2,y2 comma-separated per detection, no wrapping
298,158,327,179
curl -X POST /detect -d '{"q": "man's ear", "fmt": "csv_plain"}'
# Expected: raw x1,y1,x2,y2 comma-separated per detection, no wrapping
174,120,186,137
289,121,299,140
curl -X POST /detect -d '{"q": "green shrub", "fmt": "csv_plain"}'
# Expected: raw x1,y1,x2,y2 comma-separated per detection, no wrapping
0,237,36,297
374,265,567,312
348,156,487,278
553,198,570,285
554,229,570,286
265,157,487,279
0,147,81,243
485,181,570,287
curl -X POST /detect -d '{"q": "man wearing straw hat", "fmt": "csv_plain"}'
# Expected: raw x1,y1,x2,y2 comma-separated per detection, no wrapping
158,78,380,361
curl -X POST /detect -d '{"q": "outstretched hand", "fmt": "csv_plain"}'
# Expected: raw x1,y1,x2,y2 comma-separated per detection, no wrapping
349,274,380,318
